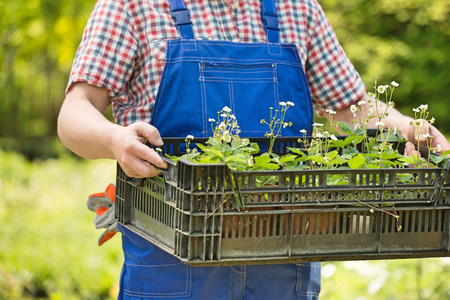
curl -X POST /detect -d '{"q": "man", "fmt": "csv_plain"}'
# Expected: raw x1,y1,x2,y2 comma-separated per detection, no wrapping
57,0,449,299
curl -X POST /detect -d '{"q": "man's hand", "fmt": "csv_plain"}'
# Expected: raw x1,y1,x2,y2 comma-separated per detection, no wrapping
111,122,167,178
333,93,450,160
404,119,450,158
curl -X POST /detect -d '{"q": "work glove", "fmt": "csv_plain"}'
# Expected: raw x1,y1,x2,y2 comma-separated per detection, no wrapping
87,183,119,246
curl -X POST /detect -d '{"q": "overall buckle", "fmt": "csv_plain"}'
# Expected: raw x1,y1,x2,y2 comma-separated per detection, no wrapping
261,13,279,31
171,9,192,27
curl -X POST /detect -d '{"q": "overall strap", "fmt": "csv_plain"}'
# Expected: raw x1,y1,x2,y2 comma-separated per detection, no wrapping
261,0,280,44
167,0,280,44
167,0,195,39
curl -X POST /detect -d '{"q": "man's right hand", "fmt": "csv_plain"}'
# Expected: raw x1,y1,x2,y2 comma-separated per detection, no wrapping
111,122,167,178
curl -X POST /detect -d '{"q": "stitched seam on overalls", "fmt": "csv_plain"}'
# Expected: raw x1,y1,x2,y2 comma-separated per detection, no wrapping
199,62,207,136
229,82,234,114
239,266,246,300
273,64,279,103
168,56,300,66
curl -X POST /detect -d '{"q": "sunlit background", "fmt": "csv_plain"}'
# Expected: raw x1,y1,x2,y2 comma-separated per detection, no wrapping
1,0,449,299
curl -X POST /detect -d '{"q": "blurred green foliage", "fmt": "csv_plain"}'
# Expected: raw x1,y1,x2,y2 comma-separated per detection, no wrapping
0,151,121,299
0,0,449,158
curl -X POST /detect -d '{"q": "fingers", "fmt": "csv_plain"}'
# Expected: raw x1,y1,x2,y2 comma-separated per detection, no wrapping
111,122,168,178
131,122,164,147
404,142,419,157
406,119,450,153
406,119,430,145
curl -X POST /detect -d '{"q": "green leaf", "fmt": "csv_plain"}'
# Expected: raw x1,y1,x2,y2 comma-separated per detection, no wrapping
342,147,360,155
398,156,417,165
325,150,338,160
309,155,324,164
441,150,450,157
253,154,279,170
344,135,363,147
329,156,348,166
337,121,353,134
328,139,346,149
205,148,225,160
429,155,444,165
348,154,366,169
287,147,307,157
279,154,298,164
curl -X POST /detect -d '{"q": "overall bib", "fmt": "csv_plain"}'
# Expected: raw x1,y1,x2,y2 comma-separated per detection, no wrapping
118,0,320,299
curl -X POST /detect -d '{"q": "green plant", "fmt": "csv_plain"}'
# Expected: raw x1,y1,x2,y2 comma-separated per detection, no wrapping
165,80,449,228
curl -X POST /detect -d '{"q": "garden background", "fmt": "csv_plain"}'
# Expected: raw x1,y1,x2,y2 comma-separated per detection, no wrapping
0,0,449,299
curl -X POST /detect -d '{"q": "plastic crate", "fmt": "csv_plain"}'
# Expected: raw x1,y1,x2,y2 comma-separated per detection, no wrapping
115,137,450,266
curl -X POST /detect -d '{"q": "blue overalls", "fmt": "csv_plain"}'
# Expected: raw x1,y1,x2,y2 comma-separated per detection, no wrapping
117,0,321,299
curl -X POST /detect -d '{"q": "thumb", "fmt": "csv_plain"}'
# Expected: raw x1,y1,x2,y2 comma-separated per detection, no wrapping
132,122,164,146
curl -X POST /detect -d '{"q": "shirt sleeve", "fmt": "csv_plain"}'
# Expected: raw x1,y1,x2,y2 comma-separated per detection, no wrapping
66,0,138,100
306,1,366,115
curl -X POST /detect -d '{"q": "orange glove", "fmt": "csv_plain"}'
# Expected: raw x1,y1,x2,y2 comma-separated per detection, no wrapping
87,184,119,246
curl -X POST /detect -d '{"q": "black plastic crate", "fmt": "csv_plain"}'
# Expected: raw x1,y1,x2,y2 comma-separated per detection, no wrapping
115,137,450,265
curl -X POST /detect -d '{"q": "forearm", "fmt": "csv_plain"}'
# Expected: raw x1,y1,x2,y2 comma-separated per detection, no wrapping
57,96,119,160
58,82,167,178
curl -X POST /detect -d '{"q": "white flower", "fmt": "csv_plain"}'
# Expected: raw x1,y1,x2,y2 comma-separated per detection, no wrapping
220,113,228,118
219,122,226,129
354,124,361,130
208,118,215,123
283,122,289,128
350,105,357,113
357,100,366,106
326,108,336,115
330,134,338,141
435,144,442,153
419,104,428,111
323,131,330,138
391,81,399,87
186,135,194,140
286,101,295,107
393,126,397,134
387,101,394,107
223,106,232,113
377,85,388,94
223,134,232,143
315,133,324,138
412,108,420,113
421,133,431,139
430,117,435,124
279,101,287,106
300,129,307,134
230,114,236,120
375,121,385,127
313,123,324,127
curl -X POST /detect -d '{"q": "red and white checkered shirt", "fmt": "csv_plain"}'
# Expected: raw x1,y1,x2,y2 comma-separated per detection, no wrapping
68,0,365,126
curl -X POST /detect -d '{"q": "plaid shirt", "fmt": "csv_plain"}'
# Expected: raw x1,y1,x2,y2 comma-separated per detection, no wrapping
68,0,365,126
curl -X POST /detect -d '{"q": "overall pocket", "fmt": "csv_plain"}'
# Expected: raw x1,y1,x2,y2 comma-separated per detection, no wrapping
296,262,321,298
121,262,192,298
119,225,192,298
199,61,280,137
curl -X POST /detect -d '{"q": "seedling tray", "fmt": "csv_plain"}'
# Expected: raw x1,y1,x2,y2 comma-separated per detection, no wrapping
115,137,450,266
